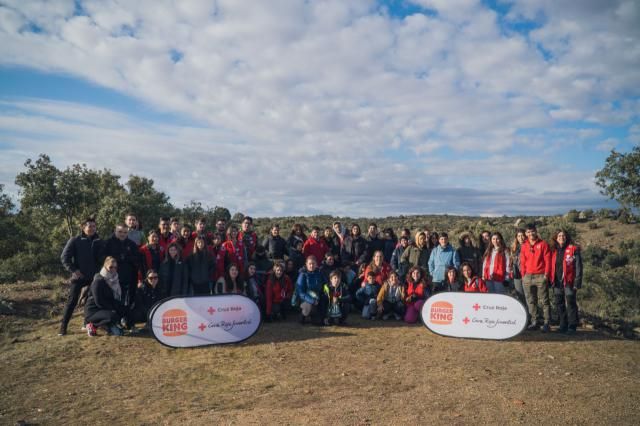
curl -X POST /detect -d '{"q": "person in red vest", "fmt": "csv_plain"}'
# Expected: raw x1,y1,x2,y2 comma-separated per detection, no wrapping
175,224,195,260
481,232,511,294
138,230,165,283
239,216,258,260
550,229,583,335
193,217,214,245
264,262,294,321
302,226,329,262
208,233,226,283
223,225,246,276
520,223,552,332
461,262,488,293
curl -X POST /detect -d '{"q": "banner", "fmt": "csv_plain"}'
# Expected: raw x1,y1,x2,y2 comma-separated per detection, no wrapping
421,293,527,340
149,295,261,348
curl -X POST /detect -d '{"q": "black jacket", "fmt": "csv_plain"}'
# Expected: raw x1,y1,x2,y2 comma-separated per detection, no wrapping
188,251,214,286
341,235,367,265
364,236,386,264
101,235,141,286
61,232,102,279
457,245,482,278
262,235,288,260
85,273,125,318
159,258,190,297
134,281,161,315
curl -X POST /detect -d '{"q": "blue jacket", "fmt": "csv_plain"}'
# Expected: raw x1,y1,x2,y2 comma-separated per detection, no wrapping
296,269,324,304
428,244,461,282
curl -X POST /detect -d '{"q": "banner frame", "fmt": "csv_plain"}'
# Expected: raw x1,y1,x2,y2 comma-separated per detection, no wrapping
419,293,528,341
148,294,263,349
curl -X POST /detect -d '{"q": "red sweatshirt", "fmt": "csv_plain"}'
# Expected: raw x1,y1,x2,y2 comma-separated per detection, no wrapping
302,238,329,263
265,274,294,315
519,239,551,279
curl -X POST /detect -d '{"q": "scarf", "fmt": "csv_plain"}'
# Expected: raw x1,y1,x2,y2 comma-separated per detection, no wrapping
100,266,122,301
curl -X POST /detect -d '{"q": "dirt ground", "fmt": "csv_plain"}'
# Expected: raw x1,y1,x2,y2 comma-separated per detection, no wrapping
1,304,639,425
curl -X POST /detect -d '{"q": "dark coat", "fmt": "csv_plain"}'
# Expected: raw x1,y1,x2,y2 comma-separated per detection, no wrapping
159,259,190,297
188,251,215,287
457,245,482,277
364,236,386,264
60,232,102,279
262,235,288,260
341,235,367,265
85,273,125,319
101,235,141,286
134,281,161,315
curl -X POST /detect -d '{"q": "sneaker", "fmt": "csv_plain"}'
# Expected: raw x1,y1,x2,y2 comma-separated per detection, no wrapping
109,325,124,336
80,324,87,331
541,323,550,333
556,327,568,334
394,313,402,321
382,313,391,320
566,328,577,336
129,325,138,334
86,322,97,337
58,325,67,336
527,324,539,331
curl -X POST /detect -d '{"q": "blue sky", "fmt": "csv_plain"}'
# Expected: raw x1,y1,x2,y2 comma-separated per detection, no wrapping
0,0,637,217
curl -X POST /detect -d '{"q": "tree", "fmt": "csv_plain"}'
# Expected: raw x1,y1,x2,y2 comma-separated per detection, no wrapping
596,146,640,210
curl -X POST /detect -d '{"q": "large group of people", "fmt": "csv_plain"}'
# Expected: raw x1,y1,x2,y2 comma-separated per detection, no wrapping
58,213,583,337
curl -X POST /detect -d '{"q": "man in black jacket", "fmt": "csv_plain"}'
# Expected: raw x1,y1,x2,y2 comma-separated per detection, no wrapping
100,224,141,318
262,224,288,260
363,223,385,264
59,217,102,336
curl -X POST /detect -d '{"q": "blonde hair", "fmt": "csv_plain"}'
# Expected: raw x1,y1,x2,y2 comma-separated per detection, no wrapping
103,256,117,268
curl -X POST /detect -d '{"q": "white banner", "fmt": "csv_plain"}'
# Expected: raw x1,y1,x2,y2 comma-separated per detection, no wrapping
149,295,261,348
421,293,527,340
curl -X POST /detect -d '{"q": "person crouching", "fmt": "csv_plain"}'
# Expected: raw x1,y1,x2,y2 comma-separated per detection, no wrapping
84,256,126,336
356,271,380,320
296,256,327,325
376,271,405,320
324,271,352,325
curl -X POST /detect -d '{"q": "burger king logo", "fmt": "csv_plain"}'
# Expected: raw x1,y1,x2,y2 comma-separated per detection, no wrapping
430,301,453,325
162,309,188,336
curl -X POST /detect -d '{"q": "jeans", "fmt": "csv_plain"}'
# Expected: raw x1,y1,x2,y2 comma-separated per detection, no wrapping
554,286,579,330
523,274,550,325
60,278,92,331
486,280,507,294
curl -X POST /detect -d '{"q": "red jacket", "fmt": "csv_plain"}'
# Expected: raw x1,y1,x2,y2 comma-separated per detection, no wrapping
302,238,329,263
464,277,488,293
239,231,258,259
223,239,245,276
362,263,392,286
158,232,175,253
551,244,580,288
208,245,226,282
520,239,551,279
265,274,294,315
176,236,195,260
192,230,214,245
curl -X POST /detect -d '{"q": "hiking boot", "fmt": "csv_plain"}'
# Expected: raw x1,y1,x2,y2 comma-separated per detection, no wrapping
86,322,97,337
58,325,67,336
541,323,550,333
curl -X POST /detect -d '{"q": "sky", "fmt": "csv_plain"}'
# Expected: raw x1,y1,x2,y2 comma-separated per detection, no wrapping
0,0,638,217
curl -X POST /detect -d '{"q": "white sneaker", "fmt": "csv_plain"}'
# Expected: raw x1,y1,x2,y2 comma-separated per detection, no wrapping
394,313,402,320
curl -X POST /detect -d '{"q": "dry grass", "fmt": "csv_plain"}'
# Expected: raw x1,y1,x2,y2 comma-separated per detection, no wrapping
1,281,639,425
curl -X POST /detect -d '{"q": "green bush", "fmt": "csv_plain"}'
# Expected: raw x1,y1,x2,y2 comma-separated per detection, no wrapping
605,253,629,268
582,246,610,267
0,250,62,283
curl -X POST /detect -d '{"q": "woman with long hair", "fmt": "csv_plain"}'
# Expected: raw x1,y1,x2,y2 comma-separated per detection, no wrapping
481,232,511,294
215,263,246,295
400,231,430,272
188,236,214,295
462,262,488,293
404,266,430,324
159,242,190,297
361,250,391,286
287,224,307,253
550,229,583,334
510,229,527,305
265,262,294,320
223,225,246,276
84,256,126,336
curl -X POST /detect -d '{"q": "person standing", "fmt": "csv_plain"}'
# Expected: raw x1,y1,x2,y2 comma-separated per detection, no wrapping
239,216,258,260
428,232,461,294
400,231,430,272
302,227,329,263
125,213,144,246
159,243,190,297
59,217,102,336
158,217,174,252
481,232,511,294
456,233,482,278
188,237,215,295
520,224,552,332
550,229,583,334
262,224,288,261
100,224,141,317
510,229,527,305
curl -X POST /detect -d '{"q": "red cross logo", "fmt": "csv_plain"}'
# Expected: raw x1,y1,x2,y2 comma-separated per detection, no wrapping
473,303,481,311
463,317,470,325
208,306,216,315
198,323,206,332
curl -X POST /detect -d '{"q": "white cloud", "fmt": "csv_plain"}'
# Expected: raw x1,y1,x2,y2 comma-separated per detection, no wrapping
0,0,636,216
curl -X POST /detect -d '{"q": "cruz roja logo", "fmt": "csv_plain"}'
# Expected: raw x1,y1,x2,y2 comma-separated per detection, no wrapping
430,301,453,325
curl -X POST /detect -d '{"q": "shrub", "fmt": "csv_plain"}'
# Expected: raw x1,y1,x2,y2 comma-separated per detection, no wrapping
582,246,610,268
588,222,599,229
604,253,629,269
